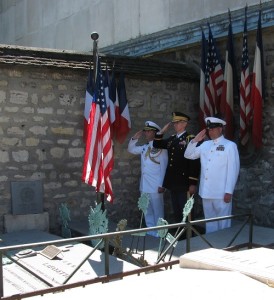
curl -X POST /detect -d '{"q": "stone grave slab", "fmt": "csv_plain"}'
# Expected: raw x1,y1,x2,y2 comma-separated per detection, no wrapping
28,267,274,300
179,247,274,286
3,242,138,297
3,263,50,296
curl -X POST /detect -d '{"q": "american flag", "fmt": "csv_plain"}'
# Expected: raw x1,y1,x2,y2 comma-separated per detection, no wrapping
239,7,251,146
251,9,264,149
199,29,207,129
220,13,235,140
204,24,224,117
82,57,114,202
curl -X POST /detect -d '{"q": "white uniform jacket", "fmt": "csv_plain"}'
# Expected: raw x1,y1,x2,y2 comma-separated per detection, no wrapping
128,139,168,193
184,135,240,199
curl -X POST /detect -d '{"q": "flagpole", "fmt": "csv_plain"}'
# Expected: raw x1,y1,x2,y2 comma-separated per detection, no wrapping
91,32,105,211
91,32,99,84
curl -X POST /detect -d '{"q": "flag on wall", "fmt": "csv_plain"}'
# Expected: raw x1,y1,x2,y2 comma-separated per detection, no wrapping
116,72,131,144
204,24,224,117
82,57,114,202
250,9,264,149
199,29,207,129
239,7,251,146
83,69,94,142
220,12,236,140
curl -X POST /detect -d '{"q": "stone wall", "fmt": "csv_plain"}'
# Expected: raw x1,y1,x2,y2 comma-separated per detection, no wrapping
0,58,199,234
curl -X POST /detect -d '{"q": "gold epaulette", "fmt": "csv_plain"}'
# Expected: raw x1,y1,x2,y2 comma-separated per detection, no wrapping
186,134,195,143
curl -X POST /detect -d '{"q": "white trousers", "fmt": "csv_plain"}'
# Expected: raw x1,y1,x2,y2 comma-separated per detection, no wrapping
144,192,164,237
202,198,232,233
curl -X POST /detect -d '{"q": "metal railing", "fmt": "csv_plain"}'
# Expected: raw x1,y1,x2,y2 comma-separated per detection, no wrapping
0,213,254,299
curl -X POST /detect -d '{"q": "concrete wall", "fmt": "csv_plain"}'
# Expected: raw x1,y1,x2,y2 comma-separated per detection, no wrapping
0,0,271,51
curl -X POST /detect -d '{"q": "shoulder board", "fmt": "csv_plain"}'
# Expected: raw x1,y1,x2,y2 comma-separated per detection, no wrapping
186,134,195,143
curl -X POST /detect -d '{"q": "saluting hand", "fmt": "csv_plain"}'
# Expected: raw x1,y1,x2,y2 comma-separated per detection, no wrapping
159,122,171,135
193,129,207,143
132,130,143,140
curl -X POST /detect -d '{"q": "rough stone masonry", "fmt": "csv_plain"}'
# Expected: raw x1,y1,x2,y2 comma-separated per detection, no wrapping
0,42,273,234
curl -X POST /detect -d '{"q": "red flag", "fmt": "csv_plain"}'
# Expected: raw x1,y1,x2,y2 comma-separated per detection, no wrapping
251,9,264,149
239,7,251,146
220,13,235,140
109,70,119,140
83,70,93,142
104,67,116,139
199,29,207,129
204,24,224,117
116,72,131,144
82,58,114,202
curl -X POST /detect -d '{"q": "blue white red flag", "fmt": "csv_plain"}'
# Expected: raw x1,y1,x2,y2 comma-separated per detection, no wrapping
116,72,131,144
251,9,264,149
199,29,207,129
220,13,236,140
83,69,93,142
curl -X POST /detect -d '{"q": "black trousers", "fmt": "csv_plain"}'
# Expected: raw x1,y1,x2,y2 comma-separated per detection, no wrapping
170,189,188,223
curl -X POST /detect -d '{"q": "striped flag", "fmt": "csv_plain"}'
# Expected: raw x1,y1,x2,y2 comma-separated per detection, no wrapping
82,57,114,202
239,7,251,146
204,24,224,117
251,9,264,149
199,29,207,129
116,72,131,144
83,69,94,142
220,12,236,140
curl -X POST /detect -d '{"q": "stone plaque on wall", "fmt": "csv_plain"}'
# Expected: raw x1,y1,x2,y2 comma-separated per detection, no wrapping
10,180,43,215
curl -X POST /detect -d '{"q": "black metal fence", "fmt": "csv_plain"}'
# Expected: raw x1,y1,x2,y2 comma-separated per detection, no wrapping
0,213,255,299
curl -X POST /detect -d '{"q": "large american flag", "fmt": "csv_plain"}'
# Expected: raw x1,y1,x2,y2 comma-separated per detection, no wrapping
239,7,251,146
204,24,224,117
251,9,264,149
82,57,114,202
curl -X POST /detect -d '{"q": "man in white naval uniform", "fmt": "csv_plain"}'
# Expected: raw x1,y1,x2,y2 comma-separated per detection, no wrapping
128,121,168,237
184,116,240,233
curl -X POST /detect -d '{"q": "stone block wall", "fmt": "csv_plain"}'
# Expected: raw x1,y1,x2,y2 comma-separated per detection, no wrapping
0,60,199,233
